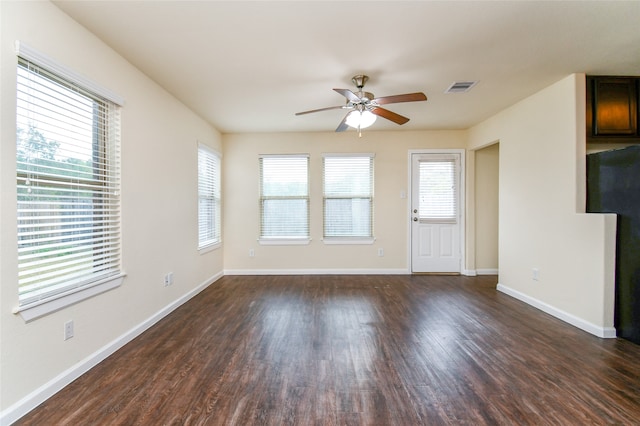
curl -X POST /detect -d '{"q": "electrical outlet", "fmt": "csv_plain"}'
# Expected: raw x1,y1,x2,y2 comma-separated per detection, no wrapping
164,272,174,286
249,249,255,257
532,268,540,281
378,248,384,257
64,320,74,340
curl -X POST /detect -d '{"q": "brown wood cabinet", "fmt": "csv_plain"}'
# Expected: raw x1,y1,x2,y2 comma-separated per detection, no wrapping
587,76,639,142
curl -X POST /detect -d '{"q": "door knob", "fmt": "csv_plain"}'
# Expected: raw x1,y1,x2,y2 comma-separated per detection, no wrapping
413,217,418,222
413,209,418,213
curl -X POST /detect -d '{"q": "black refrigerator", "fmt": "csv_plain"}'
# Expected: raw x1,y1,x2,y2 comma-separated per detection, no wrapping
587,145,640,344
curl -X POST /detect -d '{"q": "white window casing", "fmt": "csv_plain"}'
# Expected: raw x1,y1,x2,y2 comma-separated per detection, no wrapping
14,43,124,321
259,154,310,245
198,143,222,252
417,156,458,224
323,153,375,244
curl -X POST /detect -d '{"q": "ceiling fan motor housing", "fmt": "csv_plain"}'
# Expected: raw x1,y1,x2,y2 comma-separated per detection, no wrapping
354,92,374,103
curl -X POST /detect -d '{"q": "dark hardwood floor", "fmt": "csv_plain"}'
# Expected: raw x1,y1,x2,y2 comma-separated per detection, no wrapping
16,275,640,425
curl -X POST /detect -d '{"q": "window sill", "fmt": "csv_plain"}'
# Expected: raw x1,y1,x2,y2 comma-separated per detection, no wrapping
322,237,376,245
198,241,222,254
13,273,126,322
258,238,311,246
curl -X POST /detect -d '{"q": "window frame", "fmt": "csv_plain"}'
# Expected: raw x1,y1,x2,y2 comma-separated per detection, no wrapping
322,153,375,245
13,43,125,322
197,143,222,252
417,155,459,224
258,154,310,245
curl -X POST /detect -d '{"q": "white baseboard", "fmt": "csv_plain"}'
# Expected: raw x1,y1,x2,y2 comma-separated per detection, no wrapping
223,268,409,276
462,269,500,276
496,283,616,339
224,269,490,277
0,271,223,426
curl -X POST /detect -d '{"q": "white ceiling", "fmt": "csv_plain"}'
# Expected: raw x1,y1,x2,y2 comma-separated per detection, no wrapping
53,1,640,134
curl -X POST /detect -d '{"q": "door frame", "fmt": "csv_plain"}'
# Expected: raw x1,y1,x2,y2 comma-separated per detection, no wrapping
407,149,466,274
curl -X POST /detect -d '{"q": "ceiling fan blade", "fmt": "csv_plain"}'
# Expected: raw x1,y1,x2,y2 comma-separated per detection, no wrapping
369,106,410,125
333,88,361,103
372,92,427,105
295,105,346,116
335,113,350,132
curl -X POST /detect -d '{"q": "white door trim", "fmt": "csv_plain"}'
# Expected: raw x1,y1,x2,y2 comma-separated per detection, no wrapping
407,149,466,274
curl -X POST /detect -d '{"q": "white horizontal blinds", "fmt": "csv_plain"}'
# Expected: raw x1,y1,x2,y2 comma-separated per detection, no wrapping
323,154,374,238
418,157,457,223
16,57,122,306
260,155,309,238
198,144,221,248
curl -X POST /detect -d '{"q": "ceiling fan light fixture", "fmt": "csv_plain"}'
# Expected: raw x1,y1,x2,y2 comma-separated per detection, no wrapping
345,110,377,129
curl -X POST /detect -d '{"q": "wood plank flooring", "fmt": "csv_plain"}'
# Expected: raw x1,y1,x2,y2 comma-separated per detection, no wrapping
16,275,640,425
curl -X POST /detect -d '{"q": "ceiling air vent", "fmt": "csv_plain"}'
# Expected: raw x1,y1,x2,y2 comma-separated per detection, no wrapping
445,81,478,93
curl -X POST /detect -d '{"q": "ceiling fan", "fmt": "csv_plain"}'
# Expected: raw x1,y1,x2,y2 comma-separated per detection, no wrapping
295,74,427,136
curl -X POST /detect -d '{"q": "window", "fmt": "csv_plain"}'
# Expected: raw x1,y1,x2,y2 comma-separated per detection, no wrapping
15,48,123,317
323,154,374,242
198,144,221,250
259,155,309,243
418,157,458,223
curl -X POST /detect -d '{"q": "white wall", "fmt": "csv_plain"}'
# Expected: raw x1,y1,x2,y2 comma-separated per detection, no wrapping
468,74,617,336
1,2,616,423
222,131,468,273
1,2,223,420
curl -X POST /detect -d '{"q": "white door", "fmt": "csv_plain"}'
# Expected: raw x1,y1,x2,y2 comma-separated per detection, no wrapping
411,152,462,273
